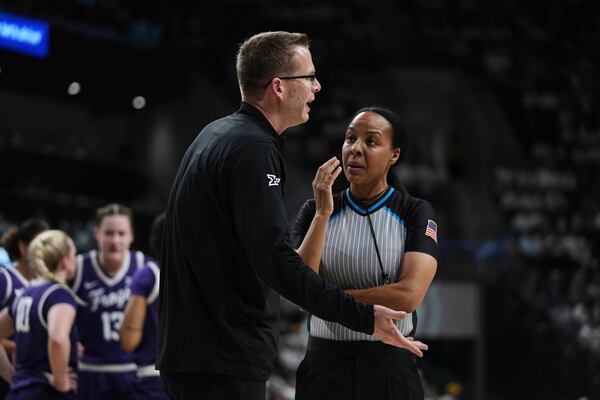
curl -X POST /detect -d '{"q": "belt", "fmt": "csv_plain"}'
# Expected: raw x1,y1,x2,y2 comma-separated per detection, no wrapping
308,336,407,356
78,362,137,373
137,364,160,378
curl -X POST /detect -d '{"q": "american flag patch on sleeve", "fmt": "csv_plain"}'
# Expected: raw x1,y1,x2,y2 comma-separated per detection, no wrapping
425,219,438,243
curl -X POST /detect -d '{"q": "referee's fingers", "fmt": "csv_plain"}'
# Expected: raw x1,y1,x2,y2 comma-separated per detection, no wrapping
331,166,342,180
381,309,407,321
321,157,340,174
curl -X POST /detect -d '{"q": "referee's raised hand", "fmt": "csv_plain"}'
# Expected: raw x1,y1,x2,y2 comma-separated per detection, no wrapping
372,305,429,357
312,156,342,217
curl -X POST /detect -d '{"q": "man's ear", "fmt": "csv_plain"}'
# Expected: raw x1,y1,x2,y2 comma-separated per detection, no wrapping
269,78,284,97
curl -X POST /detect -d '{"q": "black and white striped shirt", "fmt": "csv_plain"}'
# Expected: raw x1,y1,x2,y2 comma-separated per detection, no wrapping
294,186,438,341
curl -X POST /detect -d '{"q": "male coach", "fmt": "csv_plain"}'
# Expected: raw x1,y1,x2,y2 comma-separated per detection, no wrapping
157,31,427,400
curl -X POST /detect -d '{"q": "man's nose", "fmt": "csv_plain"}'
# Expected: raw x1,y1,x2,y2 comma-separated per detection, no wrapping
313,78,321,93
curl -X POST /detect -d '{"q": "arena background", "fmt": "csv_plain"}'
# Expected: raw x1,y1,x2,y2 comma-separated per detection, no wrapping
1,1,598,399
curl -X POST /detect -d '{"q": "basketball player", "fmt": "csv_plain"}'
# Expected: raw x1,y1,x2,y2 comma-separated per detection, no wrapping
119,213,167,400
0,218,50,307
0,218,49,396
70,204,151,399
0,230,80,399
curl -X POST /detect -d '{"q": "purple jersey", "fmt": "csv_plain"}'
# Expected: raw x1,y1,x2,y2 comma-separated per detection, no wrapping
0,265,29,310
128,261,167,400
8,281,78,391
128,261,160,367
70,250,148,371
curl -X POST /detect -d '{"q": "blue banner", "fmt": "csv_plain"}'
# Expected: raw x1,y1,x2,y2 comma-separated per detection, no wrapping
0,12,49,58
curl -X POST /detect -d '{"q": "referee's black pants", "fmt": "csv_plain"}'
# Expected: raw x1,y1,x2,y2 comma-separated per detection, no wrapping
295,336,423,400
160,371,265,400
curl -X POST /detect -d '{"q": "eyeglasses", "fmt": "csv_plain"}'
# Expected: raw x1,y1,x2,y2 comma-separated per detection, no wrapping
264,74,318,88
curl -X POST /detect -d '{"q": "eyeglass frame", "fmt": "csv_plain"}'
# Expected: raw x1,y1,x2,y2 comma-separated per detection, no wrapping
263,73,318,88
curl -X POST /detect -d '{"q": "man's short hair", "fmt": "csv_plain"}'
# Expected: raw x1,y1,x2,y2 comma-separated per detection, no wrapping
236,31,309,99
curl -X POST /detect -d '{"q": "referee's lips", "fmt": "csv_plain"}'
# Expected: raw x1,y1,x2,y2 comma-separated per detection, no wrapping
346,161,365,174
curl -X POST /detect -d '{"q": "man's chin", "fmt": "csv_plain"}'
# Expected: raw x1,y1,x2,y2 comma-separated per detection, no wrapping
288,116,309,129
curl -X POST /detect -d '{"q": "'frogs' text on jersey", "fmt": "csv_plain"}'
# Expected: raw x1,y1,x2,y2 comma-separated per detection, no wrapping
88,286,131,313
71,250,151,368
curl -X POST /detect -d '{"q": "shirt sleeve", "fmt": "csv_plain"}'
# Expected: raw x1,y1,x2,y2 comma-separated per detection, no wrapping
229,141,374,335
404,200,439,260
292,199,316,249
130,262,159,305
0,269,12,310
130,265,155,298
43,286,78,318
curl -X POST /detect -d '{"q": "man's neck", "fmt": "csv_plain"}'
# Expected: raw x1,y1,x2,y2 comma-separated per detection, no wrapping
243,98,287,135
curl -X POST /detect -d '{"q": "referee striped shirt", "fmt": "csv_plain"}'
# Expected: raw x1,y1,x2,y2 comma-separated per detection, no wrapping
294,186,438,341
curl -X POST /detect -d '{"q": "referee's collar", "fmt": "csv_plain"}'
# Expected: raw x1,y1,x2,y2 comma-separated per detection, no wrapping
238,102,282,144
344,187,395,215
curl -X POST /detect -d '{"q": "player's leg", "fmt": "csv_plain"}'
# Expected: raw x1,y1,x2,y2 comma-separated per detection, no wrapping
107,371,136,400
77,371,109,400
131,376,169,400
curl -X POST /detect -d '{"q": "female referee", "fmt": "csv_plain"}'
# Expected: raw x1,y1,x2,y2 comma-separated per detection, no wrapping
293,107,438,400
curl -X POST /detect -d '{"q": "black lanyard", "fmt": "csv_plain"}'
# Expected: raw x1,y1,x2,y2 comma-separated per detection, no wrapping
363,205,389,285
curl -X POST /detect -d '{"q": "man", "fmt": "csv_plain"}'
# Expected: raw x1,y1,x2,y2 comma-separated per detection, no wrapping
157,31,427,400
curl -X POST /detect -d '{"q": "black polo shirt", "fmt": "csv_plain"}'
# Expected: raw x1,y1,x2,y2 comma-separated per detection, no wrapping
157,102,374,380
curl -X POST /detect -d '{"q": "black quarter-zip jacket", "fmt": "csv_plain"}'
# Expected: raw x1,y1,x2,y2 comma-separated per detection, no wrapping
157,102,374,380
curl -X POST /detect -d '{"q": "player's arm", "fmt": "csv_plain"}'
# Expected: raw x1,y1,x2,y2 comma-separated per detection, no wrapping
1,340,15,359
119,295,147,352
296,157,342,272
47,303,76,393
0,341,13,383
0,310,14,382
120,262,156,352
0,272,16,362
0,309,13,340
347,252,437,312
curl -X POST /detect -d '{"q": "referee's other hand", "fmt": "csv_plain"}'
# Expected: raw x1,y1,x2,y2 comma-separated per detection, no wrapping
372,305,428,357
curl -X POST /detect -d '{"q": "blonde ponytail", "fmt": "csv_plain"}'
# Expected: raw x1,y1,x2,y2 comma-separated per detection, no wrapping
29,243,57,283
28,230,70,282
27,230,86,306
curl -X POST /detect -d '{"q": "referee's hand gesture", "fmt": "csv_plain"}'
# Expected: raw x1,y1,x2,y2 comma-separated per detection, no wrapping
373,305,428,357
312,156,342,217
